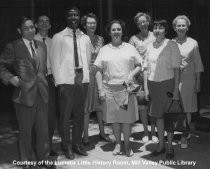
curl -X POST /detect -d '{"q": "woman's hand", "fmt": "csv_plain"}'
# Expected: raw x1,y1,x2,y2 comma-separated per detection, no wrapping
126,75,134,86
144,88,150,101
98,88,106,101
173,88,179,100
194,81,201,93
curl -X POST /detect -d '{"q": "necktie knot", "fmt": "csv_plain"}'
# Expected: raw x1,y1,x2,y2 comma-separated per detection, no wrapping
43,38,46,44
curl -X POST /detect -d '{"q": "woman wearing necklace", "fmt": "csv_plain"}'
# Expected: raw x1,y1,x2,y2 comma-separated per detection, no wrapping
172,15,204,148
94,20,142,157
129,12,157,143
144,20,181,159
81,13,111,146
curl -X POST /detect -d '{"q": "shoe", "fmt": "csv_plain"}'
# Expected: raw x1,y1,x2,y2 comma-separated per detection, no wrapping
142,135,149,143
99,133,112,142
152,136,159,143
72,144,88,156
82,139,90,146
180,137,188,149
166,149,174,160
49,150,58,157
187,133,191,140
113,144,122,155
64,149,75,160
150,148,166,157
125,149,134,157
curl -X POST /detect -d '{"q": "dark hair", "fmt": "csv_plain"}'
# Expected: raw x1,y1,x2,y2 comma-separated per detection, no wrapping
65,6,80,18
105,19,127,41
81,13,98,28
17,16,34,28
153,19,169,34
37,15,50,23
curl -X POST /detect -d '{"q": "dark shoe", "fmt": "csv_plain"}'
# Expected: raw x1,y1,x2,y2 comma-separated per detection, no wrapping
125,149,134,157
64,149,75,160
73,145,88,156
82,138,90,146
166,149,174,160
99,134,112,142
150,148,166,157
49,150,58,157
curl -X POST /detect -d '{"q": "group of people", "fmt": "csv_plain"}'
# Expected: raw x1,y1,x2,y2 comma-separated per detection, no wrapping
0,5,204,169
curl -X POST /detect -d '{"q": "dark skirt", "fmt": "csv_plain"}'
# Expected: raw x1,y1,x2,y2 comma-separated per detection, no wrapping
148,79,174,118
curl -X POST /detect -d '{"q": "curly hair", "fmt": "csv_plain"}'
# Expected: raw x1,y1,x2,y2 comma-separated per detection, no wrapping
134,12,151,26
172,15,191,29
105,19,127,41
81,13,98,28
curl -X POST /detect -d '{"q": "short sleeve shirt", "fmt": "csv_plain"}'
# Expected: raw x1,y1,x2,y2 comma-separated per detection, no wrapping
94,42,142,84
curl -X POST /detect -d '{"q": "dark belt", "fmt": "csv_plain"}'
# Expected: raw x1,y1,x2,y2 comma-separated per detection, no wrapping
75,68,83,73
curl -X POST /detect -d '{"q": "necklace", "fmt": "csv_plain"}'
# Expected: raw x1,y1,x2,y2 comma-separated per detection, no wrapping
176,37,187,45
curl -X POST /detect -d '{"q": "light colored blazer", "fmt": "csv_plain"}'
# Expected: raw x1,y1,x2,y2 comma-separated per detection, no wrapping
50,27,91,86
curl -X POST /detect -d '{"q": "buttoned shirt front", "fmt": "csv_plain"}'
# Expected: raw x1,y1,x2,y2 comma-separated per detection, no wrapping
50,27,91,85
34,33,52,75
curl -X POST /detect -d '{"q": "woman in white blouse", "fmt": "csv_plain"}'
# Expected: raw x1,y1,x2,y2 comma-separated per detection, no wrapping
94,20,142,157
172,15,204,148
144,20,181,159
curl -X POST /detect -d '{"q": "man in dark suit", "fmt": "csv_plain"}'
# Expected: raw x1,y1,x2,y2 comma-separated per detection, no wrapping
0,16,50,168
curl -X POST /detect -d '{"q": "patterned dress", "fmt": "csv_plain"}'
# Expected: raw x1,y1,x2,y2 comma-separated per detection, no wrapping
85,35,104,113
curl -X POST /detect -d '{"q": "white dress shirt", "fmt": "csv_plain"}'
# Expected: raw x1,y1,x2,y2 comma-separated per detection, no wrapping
50,27,91,85
34,33,52,75
22,38,36,57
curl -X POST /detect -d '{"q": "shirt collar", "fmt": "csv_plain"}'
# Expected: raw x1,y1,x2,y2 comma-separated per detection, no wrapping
22,38,34,45
63,27,84,37
36,33,49,39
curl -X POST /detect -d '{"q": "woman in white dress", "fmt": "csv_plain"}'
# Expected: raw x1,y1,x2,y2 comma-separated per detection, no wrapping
172,15,204,148
94,19,142,157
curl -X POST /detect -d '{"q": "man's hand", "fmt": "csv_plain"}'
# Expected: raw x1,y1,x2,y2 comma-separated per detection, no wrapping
58,85,65,97
9,76,20,87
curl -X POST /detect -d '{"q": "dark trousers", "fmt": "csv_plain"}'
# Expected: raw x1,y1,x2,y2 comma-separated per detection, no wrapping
15,93,49,161
46,74,57,150
59,73,88,150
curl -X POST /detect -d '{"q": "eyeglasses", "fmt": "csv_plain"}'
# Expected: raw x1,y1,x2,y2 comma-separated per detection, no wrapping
137,20,148,25
86,22,96,26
